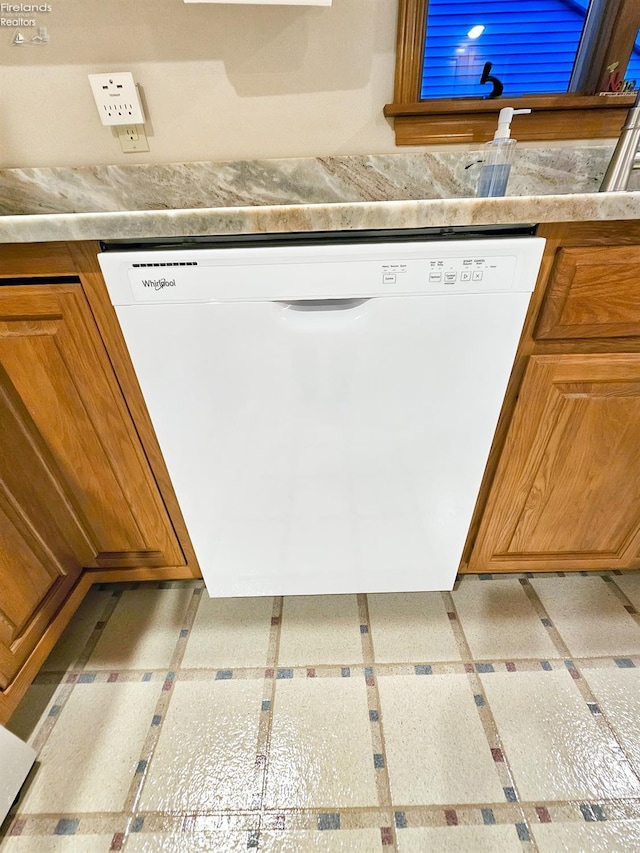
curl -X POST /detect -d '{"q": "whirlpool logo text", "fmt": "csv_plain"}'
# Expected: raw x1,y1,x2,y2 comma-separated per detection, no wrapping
141,278,177,290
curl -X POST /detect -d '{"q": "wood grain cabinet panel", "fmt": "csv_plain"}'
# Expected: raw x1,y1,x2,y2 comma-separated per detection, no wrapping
468,353,640,573
536,245,640,340
0,497,82,690
0,285,185,571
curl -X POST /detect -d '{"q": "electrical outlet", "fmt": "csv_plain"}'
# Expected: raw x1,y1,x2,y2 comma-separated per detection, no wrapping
88,72,145,126
117,125,150,153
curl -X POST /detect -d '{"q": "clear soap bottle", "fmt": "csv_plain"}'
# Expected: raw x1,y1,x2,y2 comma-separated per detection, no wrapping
477,107,531,198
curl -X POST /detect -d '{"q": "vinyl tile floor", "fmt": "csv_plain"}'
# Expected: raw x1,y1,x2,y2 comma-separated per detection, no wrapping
3,571,640,852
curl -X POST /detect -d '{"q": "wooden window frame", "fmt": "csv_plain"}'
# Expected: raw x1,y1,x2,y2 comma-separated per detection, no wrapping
384,0,640,144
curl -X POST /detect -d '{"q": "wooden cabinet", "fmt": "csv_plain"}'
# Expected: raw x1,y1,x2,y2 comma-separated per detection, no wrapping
0,500,81,691
536,244,640,340
0,285,184,572
469,353,640,572
467,222,640,574
0,243,199,722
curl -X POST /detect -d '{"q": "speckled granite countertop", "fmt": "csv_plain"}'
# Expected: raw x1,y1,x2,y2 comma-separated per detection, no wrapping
2,149,639,243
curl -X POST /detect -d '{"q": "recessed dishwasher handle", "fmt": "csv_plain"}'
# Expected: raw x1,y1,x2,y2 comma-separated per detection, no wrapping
277,298,371,311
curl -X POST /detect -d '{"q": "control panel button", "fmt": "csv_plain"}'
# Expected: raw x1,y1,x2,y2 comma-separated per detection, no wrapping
383,273,396,284
460,271,471,282
429,272,442,283
472,271,484,281
444,272,457,283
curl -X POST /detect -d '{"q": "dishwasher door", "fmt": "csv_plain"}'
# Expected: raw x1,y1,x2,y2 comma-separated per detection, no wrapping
100,237,544,596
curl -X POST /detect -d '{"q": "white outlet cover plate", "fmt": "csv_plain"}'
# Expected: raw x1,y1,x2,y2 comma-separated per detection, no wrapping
88,72,145,126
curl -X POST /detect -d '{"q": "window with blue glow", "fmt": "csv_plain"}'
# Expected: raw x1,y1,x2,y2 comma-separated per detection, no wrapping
421,0,591,99
625,29,640,87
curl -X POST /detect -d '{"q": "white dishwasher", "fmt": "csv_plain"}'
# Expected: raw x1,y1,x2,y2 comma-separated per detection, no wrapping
99,231,544,597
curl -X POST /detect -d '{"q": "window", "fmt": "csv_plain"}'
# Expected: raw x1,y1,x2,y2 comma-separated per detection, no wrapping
625,27,640,84
422,0,590,99
385,0,640,144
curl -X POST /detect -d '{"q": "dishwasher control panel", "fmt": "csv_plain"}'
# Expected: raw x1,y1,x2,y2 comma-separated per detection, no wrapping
99,238,545,305
381,255,513,292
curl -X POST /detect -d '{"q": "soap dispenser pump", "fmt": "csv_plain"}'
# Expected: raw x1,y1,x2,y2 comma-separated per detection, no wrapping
477,107,531,198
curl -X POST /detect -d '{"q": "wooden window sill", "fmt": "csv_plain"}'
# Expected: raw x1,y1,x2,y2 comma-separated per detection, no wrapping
384,94,636,146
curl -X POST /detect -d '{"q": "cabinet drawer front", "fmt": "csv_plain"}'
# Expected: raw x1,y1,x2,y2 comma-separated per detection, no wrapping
536,246,640,340
0,244,76,278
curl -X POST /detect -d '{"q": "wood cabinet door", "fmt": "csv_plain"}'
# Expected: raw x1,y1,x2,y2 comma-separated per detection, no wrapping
468,353,640,573
0,284,185,562
0,488,83,689
0,283,187,683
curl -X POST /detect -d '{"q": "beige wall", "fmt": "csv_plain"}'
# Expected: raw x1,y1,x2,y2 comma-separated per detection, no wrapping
0,0,408,168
